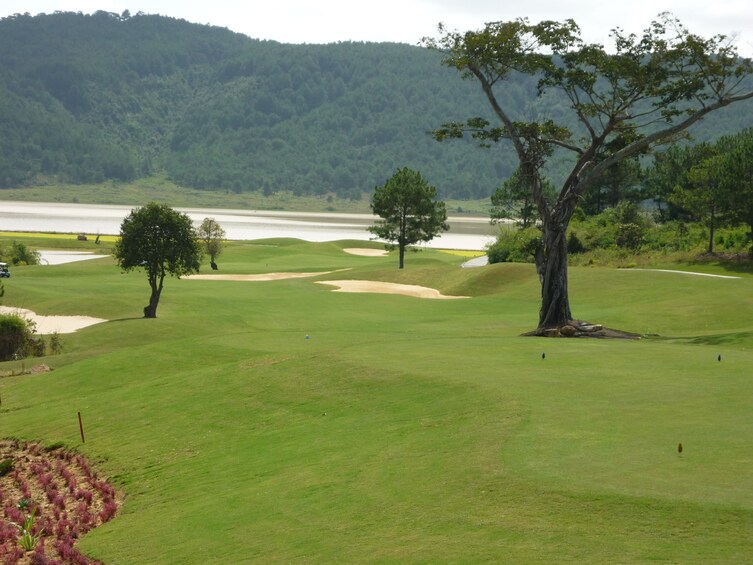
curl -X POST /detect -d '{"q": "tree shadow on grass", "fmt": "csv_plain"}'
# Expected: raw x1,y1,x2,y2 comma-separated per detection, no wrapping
656,330,753,346
684,255,753,276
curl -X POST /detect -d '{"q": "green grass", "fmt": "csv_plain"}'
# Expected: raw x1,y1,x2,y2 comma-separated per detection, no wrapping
2,238,753,562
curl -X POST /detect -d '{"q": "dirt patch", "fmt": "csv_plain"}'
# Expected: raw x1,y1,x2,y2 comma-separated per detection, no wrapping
0,307,106,335
0,440,120,563
342,248,388,257
0,365,52,379
316,280,468,299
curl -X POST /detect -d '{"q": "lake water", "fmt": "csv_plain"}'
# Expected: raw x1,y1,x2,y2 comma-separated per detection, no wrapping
0,201,498,250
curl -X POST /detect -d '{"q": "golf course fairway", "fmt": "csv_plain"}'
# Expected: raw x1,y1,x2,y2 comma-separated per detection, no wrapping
1,238,752,563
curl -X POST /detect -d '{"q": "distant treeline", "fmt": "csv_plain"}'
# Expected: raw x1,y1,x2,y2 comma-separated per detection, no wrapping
1,11,753,200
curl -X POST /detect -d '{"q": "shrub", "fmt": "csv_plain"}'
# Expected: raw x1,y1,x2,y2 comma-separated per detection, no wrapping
612,200,644,226
616,222,644,250
487,227,542,264
487,240,512,264
567,231,585,254
13,241,41,265
0,240,41,266
717,228,751,251
48,332,63,355
0,314,30,361
22,334,46,358
0,313,46,361
0,459,13,477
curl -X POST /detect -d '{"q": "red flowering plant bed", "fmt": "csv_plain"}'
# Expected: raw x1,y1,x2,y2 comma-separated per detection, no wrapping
0,440,120,564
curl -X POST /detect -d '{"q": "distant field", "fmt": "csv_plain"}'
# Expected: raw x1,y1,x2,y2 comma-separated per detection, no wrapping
0,231,119,243
0,176,492,216
1,238,752,563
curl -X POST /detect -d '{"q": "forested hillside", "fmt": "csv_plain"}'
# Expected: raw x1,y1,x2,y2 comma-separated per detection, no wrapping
2,10,753,201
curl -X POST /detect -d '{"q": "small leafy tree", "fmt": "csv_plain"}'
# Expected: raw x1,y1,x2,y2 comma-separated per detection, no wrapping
717,129,753,253
369,167,449,269
645,145,700,222
669,147,730,253
654,134,752,254
10,242,40,265
113,202,201,318
197,217,226,266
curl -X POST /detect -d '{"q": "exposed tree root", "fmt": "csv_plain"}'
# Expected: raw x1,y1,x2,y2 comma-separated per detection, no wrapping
522,319,643,339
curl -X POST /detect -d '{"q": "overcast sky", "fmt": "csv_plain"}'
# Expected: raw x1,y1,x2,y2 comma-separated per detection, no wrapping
2,1,753,55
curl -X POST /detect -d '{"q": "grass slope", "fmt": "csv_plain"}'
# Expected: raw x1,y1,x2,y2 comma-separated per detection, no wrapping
1,239,753,563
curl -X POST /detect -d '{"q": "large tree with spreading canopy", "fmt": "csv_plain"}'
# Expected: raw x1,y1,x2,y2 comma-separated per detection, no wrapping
424,13,753,334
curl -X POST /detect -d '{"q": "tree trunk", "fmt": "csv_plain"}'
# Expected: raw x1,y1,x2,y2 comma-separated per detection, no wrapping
538,225,572,330
398,211,407,269
144,276,163,318
143,289,161,318
708,206,715,254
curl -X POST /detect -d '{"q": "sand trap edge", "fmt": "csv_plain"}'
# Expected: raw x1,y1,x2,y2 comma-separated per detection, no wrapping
316,280,468,299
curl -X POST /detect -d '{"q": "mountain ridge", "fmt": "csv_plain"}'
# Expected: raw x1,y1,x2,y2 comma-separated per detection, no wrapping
2,10,751,201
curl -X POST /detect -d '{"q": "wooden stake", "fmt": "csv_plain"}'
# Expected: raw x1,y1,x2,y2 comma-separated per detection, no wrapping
78,411,85,444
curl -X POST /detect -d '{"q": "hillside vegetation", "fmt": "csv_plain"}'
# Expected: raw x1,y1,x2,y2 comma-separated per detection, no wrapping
0,11,506,199
2,10,753,202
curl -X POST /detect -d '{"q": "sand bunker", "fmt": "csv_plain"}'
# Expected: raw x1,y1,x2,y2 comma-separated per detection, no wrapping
38,250,107,265
316,280,468,299
342,248,388,257
183,270,343,282
0,306,107,334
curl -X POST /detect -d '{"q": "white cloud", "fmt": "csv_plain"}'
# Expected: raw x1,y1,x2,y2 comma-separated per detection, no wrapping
1,0,751,54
